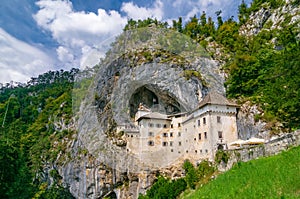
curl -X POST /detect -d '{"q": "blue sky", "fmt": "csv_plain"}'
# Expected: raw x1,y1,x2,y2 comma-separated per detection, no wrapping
0,0,252,84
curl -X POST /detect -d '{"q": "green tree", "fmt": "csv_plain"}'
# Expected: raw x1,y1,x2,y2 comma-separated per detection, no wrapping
172,17,183,33
183,160,198,189
238,0,249,25
215,10,223,29
183,15,200,39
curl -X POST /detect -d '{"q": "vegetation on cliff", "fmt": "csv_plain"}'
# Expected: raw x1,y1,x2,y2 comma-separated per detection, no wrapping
0,69,79,198
122,0,299,132
0,0,299,197
139,160,215,199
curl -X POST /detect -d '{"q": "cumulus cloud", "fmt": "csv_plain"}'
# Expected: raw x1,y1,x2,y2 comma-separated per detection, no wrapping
33,0,167,69
34,0,128,69
0,28,54,83
32,0,249,72
56,46,74,63
121,0,164,20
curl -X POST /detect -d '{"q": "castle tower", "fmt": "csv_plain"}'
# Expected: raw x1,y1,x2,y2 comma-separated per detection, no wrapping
135,103,151,122
182,91,239,161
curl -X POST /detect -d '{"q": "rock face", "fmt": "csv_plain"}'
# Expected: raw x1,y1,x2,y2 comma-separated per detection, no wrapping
237,101,268,140
59,27,226,198
57,5,299,194
240,0,300,39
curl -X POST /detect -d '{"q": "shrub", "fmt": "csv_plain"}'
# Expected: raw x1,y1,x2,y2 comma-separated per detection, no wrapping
139,176,186,199
215,150,230,164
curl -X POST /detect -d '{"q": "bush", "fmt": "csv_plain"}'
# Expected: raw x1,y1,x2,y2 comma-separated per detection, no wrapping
139,176,187,199
215,150,230,164
197,160,215,178
183,160,198,189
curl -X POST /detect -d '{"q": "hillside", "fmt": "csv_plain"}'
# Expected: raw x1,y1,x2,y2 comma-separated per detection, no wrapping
183,146,300,199
0,0,299,198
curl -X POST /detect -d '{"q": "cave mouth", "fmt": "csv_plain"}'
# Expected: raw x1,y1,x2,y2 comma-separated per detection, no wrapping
129,85,184,118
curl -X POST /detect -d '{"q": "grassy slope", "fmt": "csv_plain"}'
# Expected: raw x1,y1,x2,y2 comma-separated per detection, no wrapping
184,146,300,199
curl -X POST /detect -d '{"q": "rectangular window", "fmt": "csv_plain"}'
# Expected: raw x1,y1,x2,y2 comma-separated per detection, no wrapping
217,116,221,123
218,131,223,139
170,141,173,146
163,133,168,137
198,119,200,126
162,142,168,146
179,141,182,146
204,132,207,139
163,124,167,128
178,132,181,137
171,124,173,128
148,132,154,137
148,123,154,127
199,133,201,140
170,132,173,137
156,123,161,128
178,123,181,127
148,141,154,146
203,118,206,125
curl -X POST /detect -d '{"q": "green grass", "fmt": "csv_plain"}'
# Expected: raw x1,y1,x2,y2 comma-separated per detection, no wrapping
184,146,300,199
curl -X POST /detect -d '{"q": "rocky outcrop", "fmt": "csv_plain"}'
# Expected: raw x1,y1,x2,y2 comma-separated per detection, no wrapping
58,27,226,198
56,4,300,195
237,101,270,140
240,0,300,39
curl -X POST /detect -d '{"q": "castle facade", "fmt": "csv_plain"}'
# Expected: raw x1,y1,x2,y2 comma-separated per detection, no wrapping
118,92,239,167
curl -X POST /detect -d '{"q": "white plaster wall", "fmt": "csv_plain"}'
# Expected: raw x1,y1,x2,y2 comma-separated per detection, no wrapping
125,104,238,167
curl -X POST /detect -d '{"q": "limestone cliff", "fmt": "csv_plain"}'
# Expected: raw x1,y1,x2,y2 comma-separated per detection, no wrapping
56,1,300,197
59,27,225,198
240,0,300,39
236,0,299,140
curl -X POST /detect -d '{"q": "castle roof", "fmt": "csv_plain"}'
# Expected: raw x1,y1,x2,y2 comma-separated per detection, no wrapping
137,112,171,121
198,91,238,108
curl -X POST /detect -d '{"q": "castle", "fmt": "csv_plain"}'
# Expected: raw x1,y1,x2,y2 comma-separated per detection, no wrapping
118,91,239,167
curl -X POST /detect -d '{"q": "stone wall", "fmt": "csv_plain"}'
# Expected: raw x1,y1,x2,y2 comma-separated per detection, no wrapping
219,130,300,171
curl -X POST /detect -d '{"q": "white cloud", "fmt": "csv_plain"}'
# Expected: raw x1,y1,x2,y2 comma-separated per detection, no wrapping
121,0,164,20
57,46,74,63
31,0,248,72
0,28,54,83
34,0,128,69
